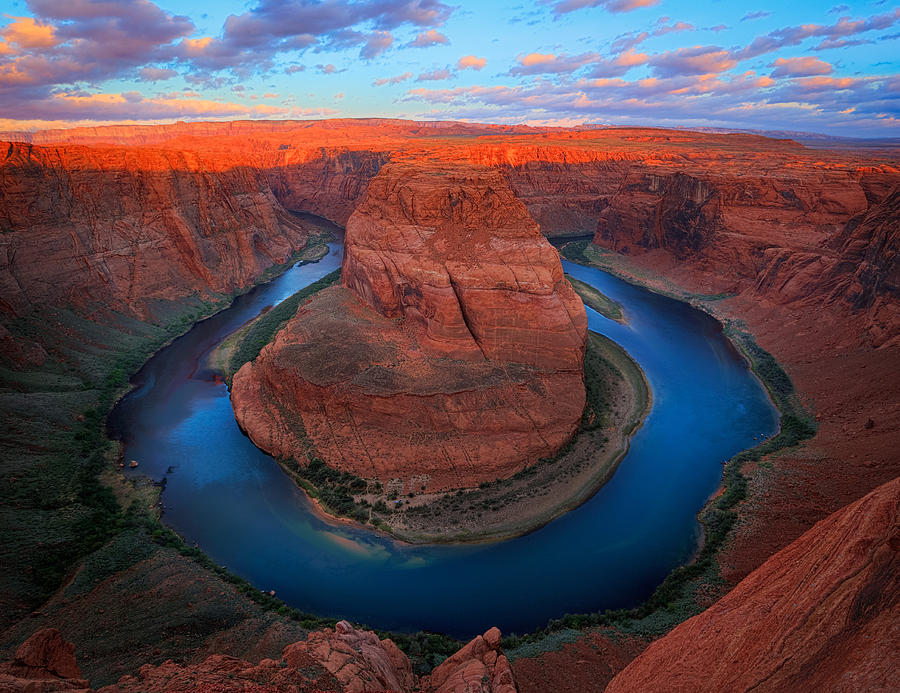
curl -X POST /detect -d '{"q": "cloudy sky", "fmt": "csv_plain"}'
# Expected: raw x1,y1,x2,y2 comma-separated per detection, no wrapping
1,0,898,135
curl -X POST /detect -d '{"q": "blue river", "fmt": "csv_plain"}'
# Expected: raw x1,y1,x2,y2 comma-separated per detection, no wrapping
109,237,778,638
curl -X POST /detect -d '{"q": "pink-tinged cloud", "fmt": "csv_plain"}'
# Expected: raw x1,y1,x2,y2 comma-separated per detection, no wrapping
769,57,833,78
736,8,900,59
374,71,413,86
1,90,290,122
1,16,57,49
139,67,178,81
215,0,453,65
402,70,898,135
409,29,449,47
417,68,452,81
649,45,738,76
457,55,486,70
548,0,659,16
511,51,600,75
360,30,393,58
589,49,649,78
611,19,693,54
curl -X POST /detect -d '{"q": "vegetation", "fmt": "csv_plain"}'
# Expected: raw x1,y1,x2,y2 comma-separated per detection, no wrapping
502,239,818,654
567,274,625,323
229,269,341,375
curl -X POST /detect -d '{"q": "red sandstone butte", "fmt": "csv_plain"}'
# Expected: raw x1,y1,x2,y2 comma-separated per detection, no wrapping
606,476,900,693
232,162,586,492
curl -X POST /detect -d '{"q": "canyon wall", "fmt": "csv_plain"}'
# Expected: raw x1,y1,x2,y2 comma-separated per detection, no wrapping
232,162,586,491
0,142,310,320
606,476,900,692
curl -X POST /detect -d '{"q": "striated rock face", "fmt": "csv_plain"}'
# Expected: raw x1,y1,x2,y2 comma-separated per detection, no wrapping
284,620,415,692
421,627,516,693
0,142,310,320
0,628,90,692
342,162,586,368
232,163,586,491
606,476,900,693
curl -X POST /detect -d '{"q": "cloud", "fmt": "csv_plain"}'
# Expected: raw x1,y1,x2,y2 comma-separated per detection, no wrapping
408,29,449,47
741,11,771,22
1,16,57,49
417,68,452,81
212,0,452,66
547,0,660,16
0,1,195,102
735,8,900,60
402,68,898,136
360,30,393,58
1,89,290,122
457,54,486,70
649,46,737,77
315,63,342,74
510,51,599,75
139,67,178,81
769,57,833,78
374,71,412,85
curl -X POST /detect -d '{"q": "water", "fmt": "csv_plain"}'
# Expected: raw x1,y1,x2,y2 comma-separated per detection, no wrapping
108,240,778,638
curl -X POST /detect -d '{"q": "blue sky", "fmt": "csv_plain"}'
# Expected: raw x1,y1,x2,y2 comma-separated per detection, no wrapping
1,0,898,135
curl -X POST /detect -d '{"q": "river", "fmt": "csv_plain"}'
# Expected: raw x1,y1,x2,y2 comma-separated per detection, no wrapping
108,237,778,638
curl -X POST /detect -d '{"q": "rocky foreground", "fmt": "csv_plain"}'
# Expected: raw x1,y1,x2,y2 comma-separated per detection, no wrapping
605,476,900,692
232,161,586,491
0,623,516,692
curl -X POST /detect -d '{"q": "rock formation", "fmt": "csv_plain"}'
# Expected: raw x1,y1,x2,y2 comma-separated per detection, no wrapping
0,628,90,692
0,142,310,320
1,623,518,693
606,476,900,692
420,626,516,693
231,163,586,491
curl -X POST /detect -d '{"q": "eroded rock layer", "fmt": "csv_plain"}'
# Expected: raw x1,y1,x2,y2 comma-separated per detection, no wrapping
232,163,586,491
1,624,518,693
606,476,900,693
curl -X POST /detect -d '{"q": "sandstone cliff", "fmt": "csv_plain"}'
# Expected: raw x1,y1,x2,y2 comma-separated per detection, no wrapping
232,162,586,491
606,476,900,692
0,142,310,320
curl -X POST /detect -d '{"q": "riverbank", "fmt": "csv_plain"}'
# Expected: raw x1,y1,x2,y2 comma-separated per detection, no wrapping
206,242,338,381
566,275,626,323
372,331,650,543
218,301,650,544
491,241,817,650
0,214,354,684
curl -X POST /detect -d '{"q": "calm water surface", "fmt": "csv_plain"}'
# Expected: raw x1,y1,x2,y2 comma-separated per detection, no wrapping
109,240,778,637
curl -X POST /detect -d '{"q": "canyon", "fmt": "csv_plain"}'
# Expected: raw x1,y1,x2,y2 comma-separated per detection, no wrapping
1,119,898,690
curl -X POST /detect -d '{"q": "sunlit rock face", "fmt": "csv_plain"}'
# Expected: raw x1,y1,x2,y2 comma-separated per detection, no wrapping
232,162,586,491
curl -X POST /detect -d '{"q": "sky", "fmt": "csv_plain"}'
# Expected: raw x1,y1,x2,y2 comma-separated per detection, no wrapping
0,0,898,136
